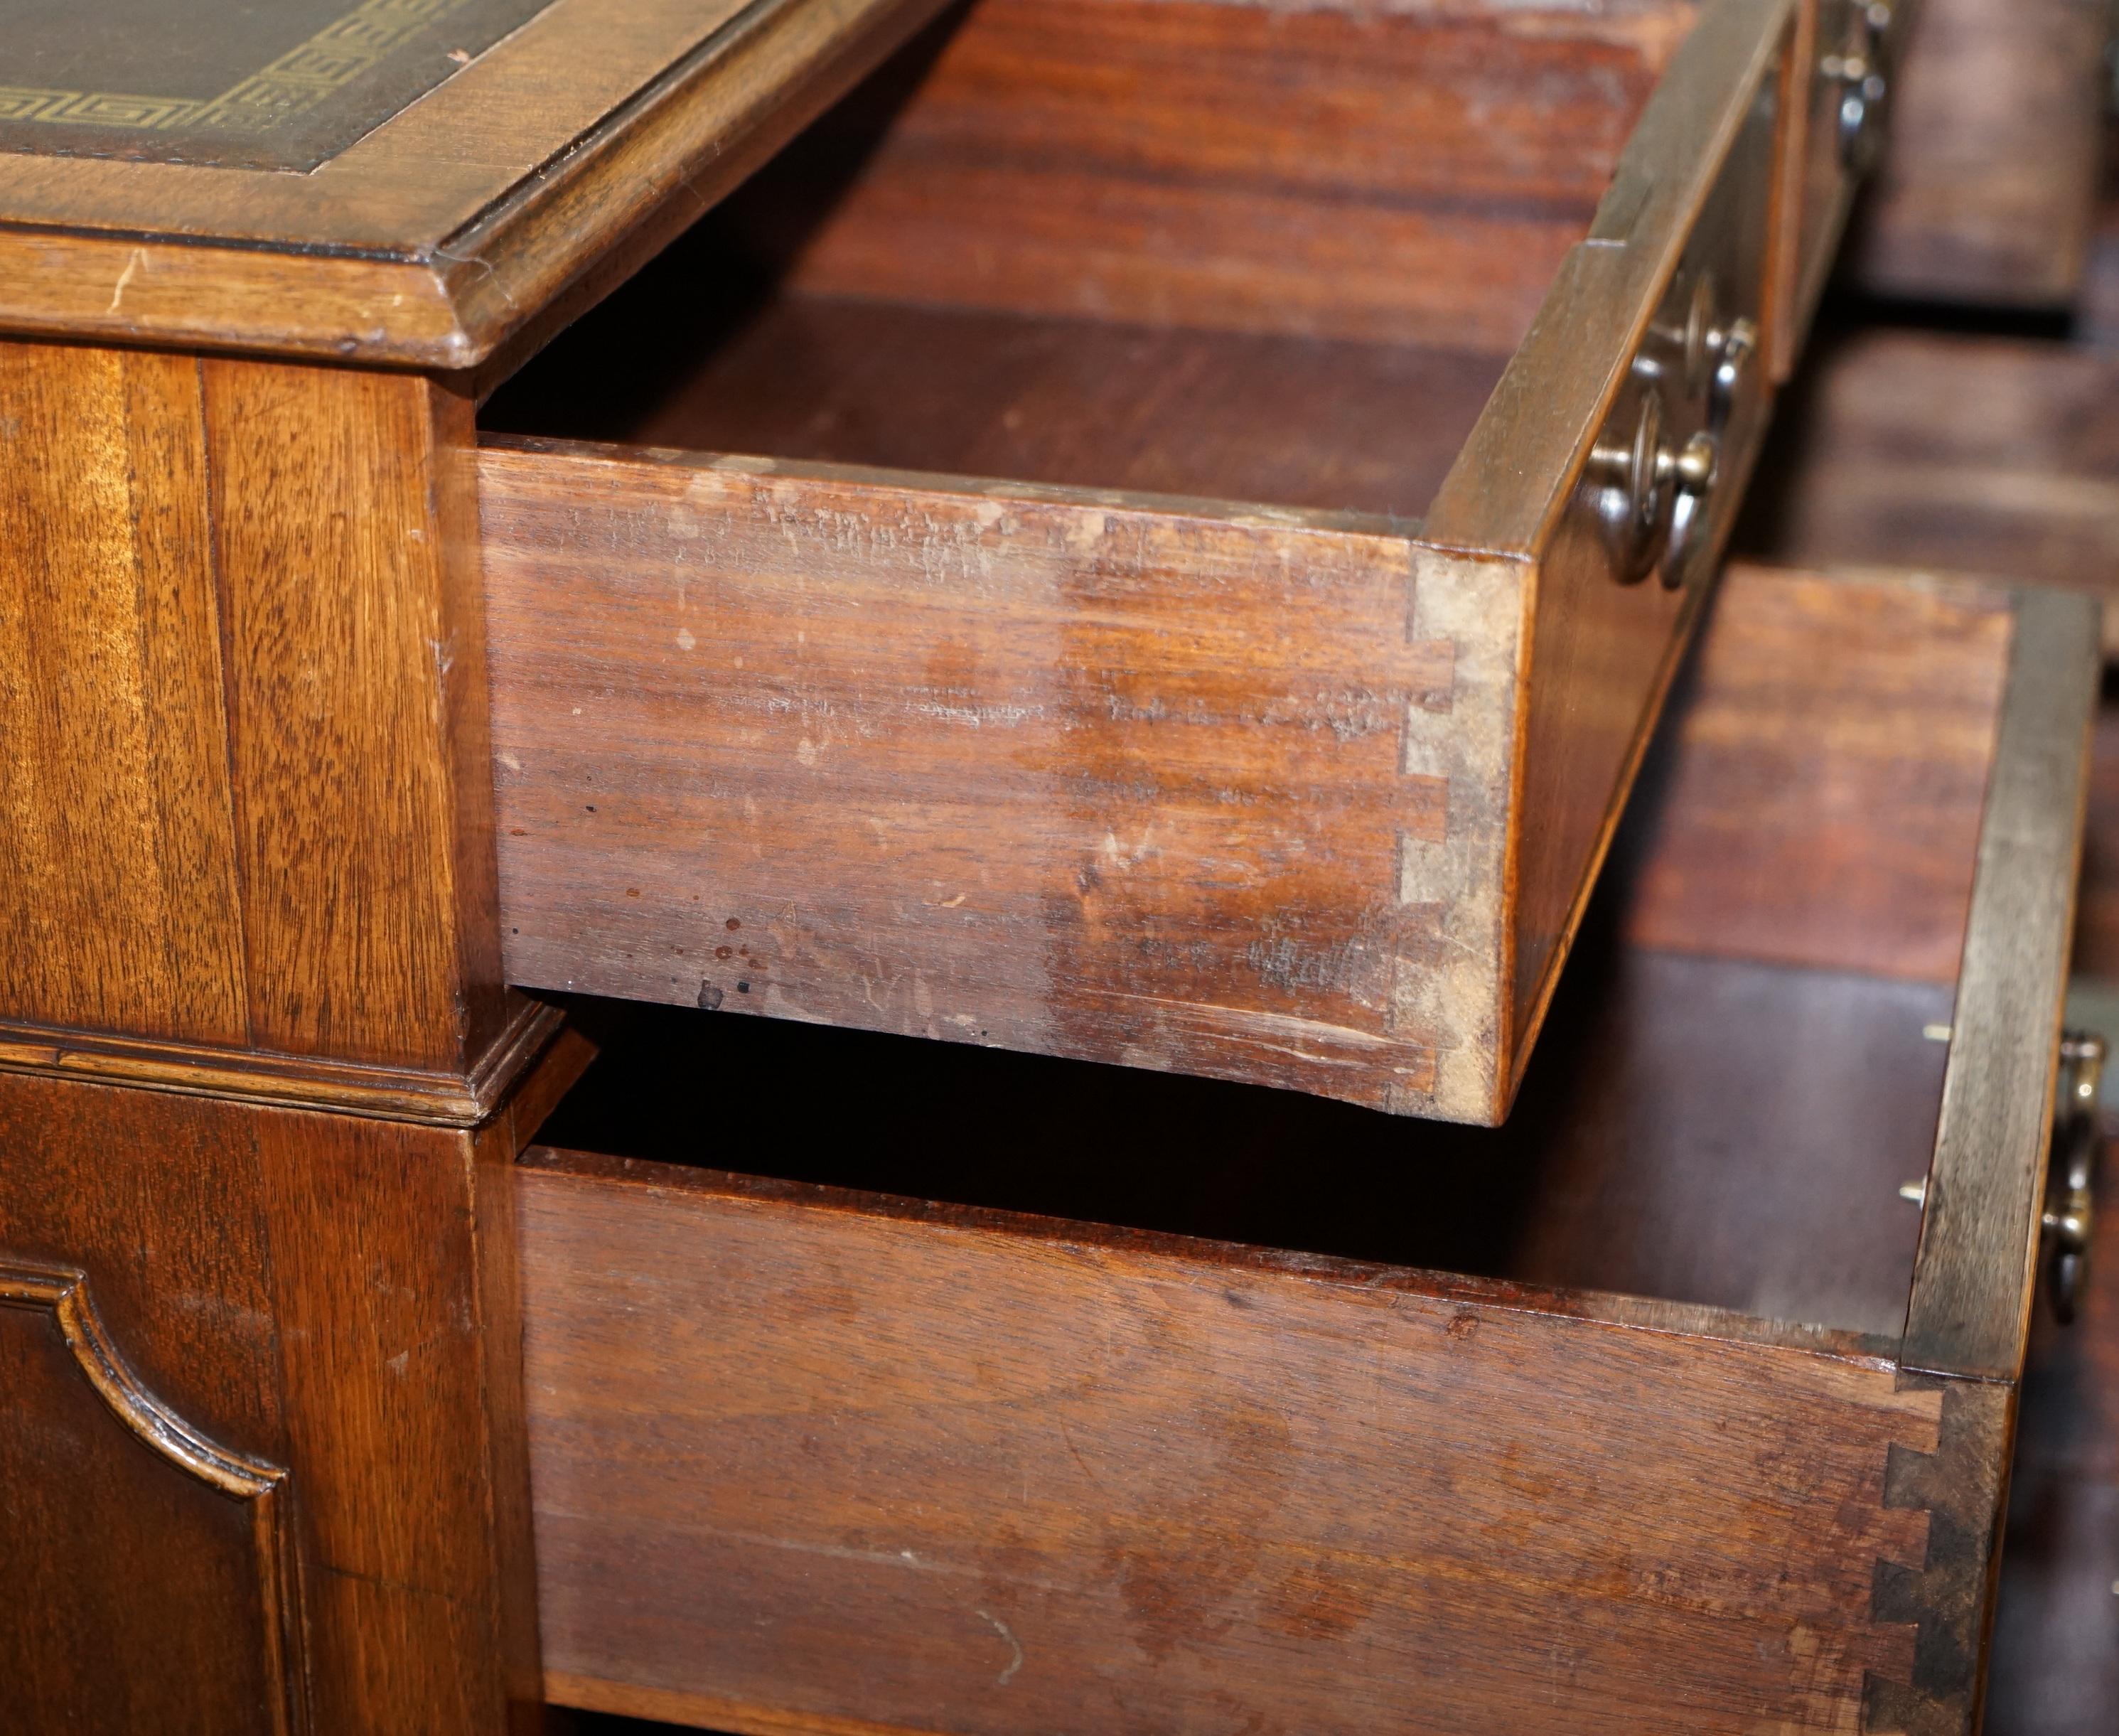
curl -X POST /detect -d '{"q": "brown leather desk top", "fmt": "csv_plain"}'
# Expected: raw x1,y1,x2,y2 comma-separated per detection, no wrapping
0,0,951,364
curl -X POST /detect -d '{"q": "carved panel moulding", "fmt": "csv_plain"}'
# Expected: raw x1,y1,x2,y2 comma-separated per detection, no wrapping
0,1256,309,1734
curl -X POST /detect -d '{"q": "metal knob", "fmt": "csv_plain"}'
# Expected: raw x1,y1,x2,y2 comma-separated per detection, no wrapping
2043,1030,2104,1324
1585,385,1722,589
1587,386,1670,586
1672,272,1758,432
1657,432,1719,589
1705,316,1758,434
1826,1,1893,172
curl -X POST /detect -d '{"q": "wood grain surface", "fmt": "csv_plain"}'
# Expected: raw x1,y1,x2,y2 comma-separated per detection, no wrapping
1737,324,2119,615
1904,587,2101,1381
1618,563,2011,982
530,943,1953,1345
0,339,549,1121
481,438,1518,1118
0,342,247,1046
1845,0,2111,307
710,0,1695,352
201,358,512,1071
482,287,1505,520
0,1061,564,1733
519,1149,1944,1736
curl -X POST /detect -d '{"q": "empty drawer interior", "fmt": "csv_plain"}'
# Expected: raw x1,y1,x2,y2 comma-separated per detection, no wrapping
483,0,1702,520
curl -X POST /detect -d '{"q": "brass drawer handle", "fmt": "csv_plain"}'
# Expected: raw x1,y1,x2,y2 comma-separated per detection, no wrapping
2044,1030,2104,1324
1588,272,1756,589
1678,274,1759,435
1586,384,1673,586
1658,432,1720,587
1587,402,1720,591
1705,314,1758,436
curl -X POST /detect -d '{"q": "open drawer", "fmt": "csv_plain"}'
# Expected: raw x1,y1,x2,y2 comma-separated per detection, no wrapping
511,564,2097,1734
477,0,1842,1125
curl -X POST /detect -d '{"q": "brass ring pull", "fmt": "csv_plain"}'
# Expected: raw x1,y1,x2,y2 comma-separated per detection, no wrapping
1678,277,1756,432
1705,316,1758,434
1586,387,1722,589
1587,386,1672,586
1658,433,1718,589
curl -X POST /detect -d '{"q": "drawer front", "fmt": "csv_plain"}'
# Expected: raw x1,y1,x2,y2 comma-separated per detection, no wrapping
1904,586,2103,1381
1496,56,1786,1059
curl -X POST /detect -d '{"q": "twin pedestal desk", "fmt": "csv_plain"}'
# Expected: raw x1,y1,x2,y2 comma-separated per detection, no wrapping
0,1,2096,1731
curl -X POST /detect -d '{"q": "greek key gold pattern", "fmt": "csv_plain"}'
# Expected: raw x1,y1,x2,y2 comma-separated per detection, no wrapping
0,0,481,135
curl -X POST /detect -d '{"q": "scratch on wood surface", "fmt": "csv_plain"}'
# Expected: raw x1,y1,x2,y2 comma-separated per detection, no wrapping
107,247,146,313
1100,992,1400,1050
977,1609,1025,1686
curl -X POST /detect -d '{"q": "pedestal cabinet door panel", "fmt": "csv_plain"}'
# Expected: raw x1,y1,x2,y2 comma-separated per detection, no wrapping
0,1263,301,1736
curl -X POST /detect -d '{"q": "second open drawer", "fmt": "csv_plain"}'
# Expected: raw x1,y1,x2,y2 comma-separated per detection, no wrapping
479,0,1854,1122
510,561,2098,1734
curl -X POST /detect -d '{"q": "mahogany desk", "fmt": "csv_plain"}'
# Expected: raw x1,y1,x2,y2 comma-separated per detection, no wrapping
0,1,2096,1731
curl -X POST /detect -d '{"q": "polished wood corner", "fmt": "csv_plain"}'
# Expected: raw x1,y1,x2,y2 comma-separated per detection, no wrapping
0,338,550,1123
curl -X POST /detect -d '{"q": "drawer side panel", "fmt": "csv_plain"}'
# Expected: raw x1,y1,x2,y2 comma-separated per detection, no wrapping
518,1153,1945,1736
483,443,1523,1120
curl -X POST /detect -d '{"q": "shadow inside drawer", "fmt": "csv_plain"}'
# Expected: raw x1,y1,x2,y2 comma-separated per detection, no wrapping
535,896,1946,1341
517,510,2006,1350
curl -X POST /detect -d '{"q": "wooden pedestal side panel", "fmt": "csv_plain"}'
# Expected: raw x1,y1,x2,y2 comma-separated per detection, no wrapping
0,343,247,1045
0,1060,584,1736
0,339,550,1123
197,357,513,1073
520,1154,1950,1736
